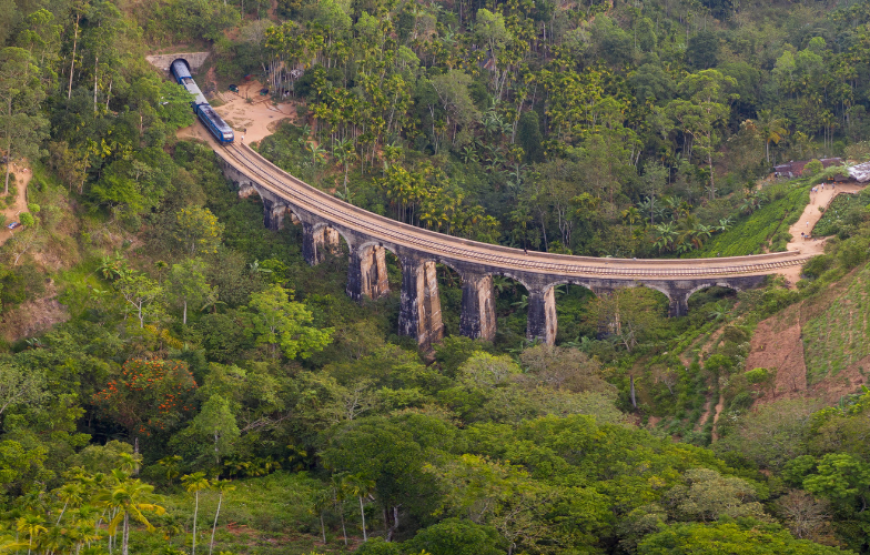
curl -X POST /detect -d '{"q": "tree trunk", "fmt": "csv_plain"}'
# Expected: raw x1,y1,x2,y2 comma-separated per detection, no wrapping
334,488,347,546
93,55,99,113
359,496,367,542
68,13,80,99
209,493,223,555
122,512,130,555
320,511,326,543
192,491,199,555
183,300,188,325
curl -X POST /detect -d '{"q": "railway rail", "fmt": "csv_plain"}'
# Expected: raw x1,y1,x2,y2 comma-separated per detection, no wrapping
217,141,814,281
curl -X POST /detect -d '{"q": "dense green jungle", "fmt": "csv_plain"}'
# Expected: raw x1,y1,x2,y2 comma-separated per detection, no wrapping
3,0,870,553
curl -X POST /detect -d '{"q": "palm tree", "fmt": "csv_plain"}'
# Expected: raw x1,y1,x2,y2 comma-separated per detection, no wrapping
334,139,357,197
16,514,46,555
653,222,677,252
54,482,85,525
305,141,327,168
330,476,348,546
621,206,642,235
708,301,729,322
105,480,165,555
208,480,235,555
757,110,789,164
181,473,211,555
200,289,227,314
341,474,374,542
511,294,529,310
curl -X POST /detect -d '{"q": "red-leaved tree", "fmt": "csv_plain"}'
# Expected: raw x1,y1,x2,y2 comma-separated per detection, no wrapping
92,359,198,444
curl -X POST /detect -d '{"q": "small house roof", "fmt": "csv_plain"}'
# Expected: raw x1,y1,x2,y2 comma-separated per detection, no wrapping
774,158,843,176
848,161,870,182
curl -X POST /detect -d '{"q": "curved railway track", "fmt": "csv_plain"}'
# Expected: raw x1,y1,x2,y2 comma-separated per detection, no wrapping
215,140,813,282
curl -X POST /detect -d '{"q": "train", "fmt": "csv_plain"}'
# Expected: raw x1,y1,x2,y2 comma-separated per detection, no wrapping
170,59,235,144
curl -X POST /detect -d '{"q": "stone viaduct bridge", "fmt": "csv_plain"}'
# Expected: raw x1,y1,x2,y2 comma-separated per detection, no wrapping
212,140,812,348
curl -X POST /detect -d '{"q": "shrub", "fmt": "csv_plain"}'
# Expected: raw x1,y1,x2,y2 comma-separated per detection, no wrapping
802,254,833,279
18,212,34,226
745,367,771,385
803,159,823,176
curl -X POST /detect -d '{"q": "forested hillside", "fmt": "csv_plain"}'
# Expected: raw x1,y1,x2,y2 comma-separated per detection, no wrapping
1,0,870,554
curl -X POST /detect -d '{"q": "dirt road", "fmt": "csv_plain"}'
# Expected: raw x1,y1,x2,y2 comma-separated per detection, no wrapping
780,182,866,284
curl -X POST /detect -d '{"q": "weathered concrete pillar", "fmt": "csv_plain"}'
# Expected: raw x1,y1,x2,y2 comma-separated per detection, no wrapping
669,294,689,318
527,286,557,345
302,223,342,265
347,245,390,301
460,273,496,341
263,199,288,231
398,258,444,349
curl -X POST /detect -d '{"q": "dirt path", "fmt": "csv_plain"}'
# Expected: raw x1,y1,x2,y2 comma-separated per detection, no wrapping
695,397,713,432
781,182,866,284
711,394,725,441
0,163,31,246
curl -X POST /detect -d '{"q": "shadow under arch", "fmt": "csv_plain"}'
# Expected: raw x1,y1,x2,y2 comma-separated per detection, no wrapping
170,58,193,75
686,282,742,313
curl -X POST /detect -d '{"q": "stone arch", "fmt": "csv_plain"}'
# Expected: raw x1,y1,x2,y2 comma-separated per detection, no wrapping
489,270,534,294
354,239,398,260
636,282,674,304
311,221,355,252
685,281,742,301
539,280,600,345
170,58,193,75
683,282,742,315
540,279,598,298
347,240,398,301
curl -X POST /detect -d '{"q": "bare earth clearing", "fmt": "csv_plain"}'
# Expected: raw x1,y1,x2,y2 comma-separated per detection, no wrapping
178,80,297,144
0,163,31,246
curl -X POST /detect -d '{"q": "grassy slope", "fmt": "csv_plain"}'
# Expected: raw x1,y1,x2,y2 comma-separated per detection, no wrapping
803,264,870,384
132,472,351,555
691,182,810,257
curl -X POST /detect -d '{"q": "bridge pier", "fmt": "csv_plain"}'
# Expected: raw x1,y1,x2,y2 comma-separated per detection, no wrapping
460,273,496,342
263,199,289,231
302,223,342,266
399,258,444,349
347,244,391,301
527,286,557,345
669,295,689,318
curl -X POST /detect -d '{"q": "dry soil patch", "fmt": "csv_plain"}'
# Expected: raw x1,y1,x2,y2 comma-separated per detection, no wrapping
0,163,30,246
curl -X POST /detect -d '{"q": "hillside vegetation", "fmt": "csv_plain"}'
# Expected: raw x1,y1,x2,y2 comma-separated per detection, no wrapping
1,0,870,554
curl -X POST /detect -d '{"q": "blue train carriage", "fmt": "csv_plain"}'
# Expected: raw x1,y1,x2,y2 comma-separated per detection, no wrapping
169,59,235,144
196,104,234,143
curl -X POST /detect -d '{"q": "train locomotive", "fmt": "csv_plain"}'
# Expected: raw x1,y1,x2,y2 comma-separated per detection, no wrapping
170,59,234,144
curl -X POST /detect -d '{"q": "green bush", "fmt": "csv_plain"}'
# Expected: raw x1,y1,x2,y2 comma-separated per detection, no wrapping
19,212,34,226
802,254,833,279
745,367,771,385
803,159,823,176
